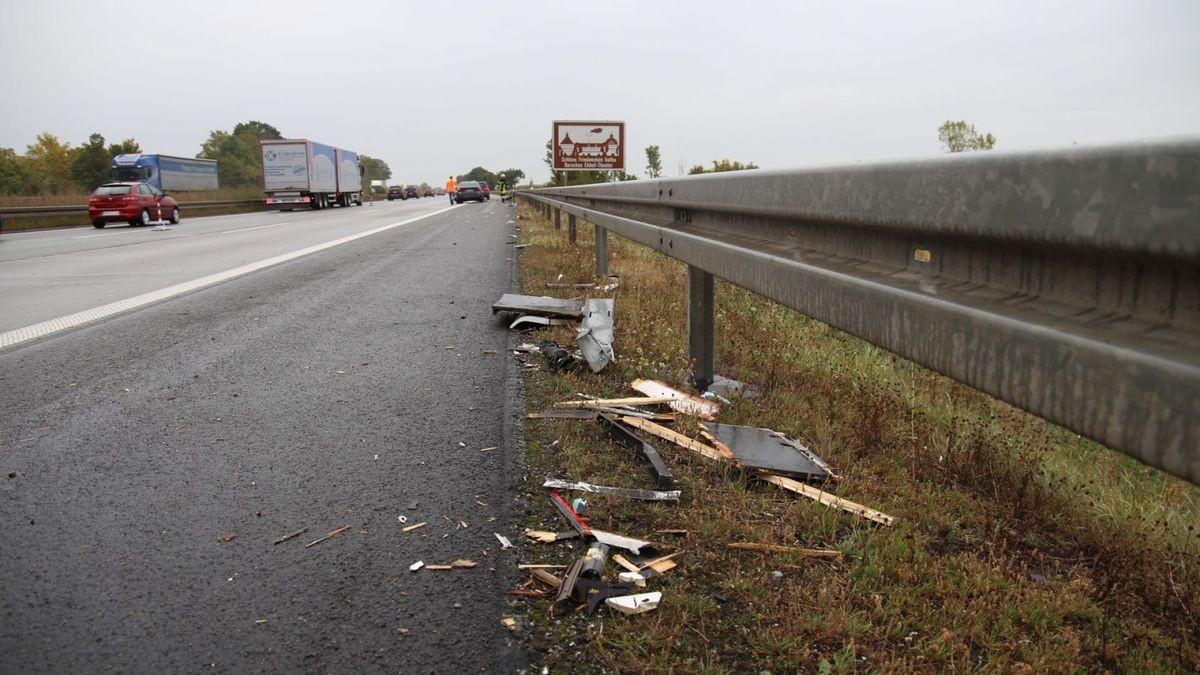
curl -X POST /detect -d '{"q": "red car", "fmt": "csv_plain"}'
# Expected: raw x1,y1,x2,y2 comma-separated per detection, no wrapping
88,182,180,228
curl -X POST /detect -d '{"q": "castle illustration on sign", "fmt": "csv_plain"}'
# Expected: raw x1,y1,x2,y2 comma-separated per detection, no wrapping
553,121,625,171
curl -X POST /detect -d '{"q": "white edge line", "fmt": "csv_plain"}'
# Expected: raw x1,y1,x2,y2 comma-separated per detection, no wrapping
0,207,454,350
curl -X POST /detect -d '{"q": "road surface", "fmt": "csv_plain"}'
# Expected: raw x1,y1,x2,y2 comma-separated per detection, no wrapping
0,198,530,672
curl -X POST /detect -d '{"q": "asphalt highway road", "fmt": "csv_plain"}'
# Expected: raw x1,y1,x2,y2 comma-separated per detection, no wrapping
0,198,530,672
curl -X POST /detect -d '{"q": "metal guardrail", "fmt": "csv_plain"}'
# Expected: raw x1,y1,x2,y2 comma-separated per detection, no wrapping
0,199,263,218
518,138,1200,484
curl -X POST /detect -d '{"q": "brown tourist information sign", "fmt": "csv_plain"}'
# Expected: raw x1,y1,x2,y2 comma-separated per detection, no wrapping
552,121,626,171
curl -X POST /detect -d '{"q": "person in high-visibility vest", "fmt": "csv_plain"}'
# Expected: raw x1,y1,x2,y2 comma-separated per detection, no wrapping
498,179,509,202
444,176,457,204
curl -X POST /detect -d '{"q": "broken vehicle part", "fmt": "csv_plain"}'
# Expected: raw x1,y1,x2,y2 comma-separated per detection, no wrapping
539,341,580,371
571,497,588,515
542,479,681,501
702,422,834,481
591,528,655,555
617,571,648,588
605,591,662,615
580,542,610,579
548,490,590,536
630,379,719,420
509,315,573,330
555,557,585,603
495,533,514,549
409,561,424,572
492,294,584,319
575,298,615,372
596,414,675,489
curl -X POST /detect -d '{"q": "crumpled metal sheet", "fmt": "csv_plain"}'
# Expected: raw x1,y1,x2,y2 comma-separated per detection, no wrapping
703,422,834,481
576,298,615,372
492,294,584,319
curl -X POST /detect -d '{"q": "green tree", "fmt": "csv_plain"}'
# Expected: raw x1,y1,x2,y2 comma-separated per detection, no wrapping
71,133,112,191
360,155,391,183
0,148,34,195
458,166,498,186
644,145,662,178
197,121,286,188
25,132,74,194
496,168,525,187
108,138,141,157
688,159,759,175
937,120,995,153
232,120,283,141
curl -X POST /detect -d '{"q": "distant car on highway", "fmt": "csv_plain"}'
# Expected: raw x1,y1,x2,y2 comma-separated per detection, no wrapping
455,181,486,203
88,182,179,228
405,186,420,200
423,187,434,197
477,182,491,200
387,186,403,201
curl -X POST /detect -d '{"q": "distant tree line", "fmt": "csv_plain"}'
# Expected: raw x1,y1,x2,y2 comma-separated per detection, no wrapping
456,166,526,188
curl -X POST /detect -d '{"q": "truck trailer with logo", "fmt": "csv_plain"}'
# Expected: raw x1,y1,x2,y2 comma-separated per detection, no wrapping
110,154,219,192
260,139,363,210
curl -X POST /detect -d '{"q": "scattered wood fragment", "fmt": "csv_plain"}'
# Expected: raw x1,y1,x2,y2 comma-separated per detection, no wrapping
638,551,684,572
402,522,427,533
507,590,550,597
304,525,351,548
479,446,498,452
517,564,569,570
554,396,675,409
501,617,518,630
221,534,237,542
524,529,559,543
727,542,843,559
655,529,689,536
528,569,562,588
425,564,454,570
630,379,720,419
612,554,641,573
273,528,308,545
617,416,727,462
451,559,478,568
758,474,895,526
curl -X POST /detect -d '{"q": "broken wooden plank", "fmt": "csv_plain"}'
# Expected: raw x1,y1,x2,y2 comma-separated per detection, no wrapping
402,521,427,533
617,416,728,463
637,551,684,572
695,424,736,460
758,474,895,526
630,379,719,419
727,542,843,559
555,396,675,409
304,525,351,548
517,564,570,570
527,409,599,420
596,414,675,488
611,554,641,573
542,478,681,501
273,527,308,545
528,569,562,588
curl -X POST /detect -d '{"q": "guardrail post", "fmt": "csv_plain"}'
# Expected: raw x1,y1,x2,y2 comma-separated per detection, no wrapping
554,208,561,230
595,226,609,277
568,214,577,244
688,266,715,392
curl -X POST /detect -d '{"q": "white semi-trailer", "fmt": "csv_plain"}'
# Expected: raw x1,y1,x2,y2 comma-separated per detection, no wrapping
260,139,363,210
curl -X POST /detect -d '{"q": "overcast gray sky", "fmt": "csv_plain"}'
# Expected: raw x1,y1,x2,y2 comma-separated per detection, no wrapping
1,0,1196,184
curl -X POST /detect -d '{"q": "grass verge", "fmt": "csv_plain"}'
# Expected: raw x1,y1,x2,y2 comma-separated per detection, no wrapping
509,201,1199,673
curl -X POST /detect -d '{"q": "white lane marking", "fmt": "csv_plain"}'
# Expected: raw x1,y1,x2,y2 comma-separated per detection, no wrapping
71,229,143,240
0,206,454,350
222,222,288,234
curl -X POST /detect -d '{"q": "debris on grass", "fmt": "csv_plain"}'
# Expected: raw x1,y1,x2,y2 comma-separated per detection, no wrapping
727,542,843,559
576,298,615,372
596,414,676,488
630,379,719,419
605,591,662,615
491,294,584,319
758,474,895,526
554,396,674,409
542,478,682,501
702,422,834,481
